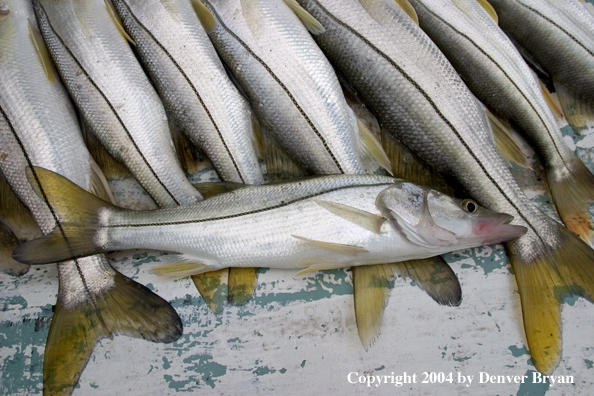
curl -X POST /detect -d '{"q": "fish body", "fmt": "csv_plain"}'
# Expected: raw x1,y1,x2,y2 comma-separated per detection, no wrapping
111,0,263,185
201,0,365,175
15,172,526,275
33,0,202,208
296,0,594,374
488,0,594,102
409,0,594,245
0,1,181,394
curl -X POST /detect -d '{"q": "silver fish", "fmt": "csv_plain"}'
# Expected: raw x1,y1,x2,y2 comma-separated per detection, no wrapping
111,0,263,185
488,0,594,102
0,1,181,394
296,0,594,374
14,171,526,273
199,0,366,175
409,0,594,246
33,0,202,208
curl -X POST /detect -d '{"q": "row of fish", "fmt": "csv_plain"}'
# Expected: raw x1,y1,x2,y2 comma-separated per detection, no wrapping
2,0,594,393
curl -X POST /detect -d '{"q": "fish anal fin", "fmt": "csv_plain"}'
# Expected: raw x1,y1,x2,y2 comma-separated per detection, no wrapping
292,235,368,256
393,0,419,25
283,0,325,34
229,267,258,305
315,199,385,233
476,0,498,23
295,262,349,276
261,126,306,182
81,121,131,179
192,269,229,314
169,118,201,175
538,79,563,118
192,0,216,33
486,109,531,169
352,264,395,350
89,160,116,204
193,181,245,199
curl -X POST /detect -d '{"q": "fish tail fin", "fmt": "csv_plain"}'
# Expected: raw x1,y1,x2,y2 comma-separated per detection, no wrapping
44,263,182,395
547,156,594,246
191,270,229,314
510,224,594,374
12,167,116,264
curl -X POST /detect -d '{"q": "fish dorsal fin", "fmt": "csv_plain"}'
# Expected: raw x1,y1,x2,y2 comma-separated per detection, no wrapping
393,0,419,25
104,0,135,44
295,262,350,276
485,109,531,169
191,0,217,33
476,0,498,23
292,235,368,256
283,0,326,34
357,118,393,175
27,20,57,83
152,256,214,277
89,160,116,204
315,200,385,234
191,270,229,314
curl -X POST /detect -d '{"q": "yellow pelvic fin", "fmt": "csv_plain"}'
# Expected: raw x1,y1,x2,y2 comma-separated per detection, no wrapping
352,264,395,350
476,0,498,23
538,79,563,118
191,269,229,314
357,118,393,175
554,81,594,133
192,0,217,33
486,109,531,169
28,20,57,83
44,269,182,395
292,235,368,256
229,267,259,305
393,0,419,25
152,258,214,277
104,0,135,44
315,200,385,234
295,262,349,276
283,0,326,34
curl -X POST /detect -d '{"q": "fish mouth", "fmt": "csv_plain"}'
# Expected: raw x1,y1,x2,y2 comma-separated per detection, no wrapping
474,213,528,245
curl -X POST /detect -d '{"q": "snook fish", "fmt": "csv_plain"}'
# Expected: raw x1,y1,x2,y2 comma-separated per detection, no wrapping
295,0,594,374
488,0,594,103
111,0,263,185
0,1,181,394
33,0,203,208
409,0,594,246
14,171,526,276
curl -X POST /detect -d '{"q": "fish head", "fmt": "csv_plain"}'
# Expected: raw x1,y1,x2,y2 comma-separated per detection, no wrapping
376,182,527,251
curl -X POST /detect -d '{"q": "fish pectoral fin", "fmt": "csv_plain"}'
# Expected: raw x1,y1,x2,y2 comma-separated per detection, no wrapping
292,235,368,256
191,269,229,314
352,264,395,350
192,0,217,33
357,118,393,175
152,255,215,277
44,270,181,395
486,109,531,169
295,262,349,276
27,20,58,83
104,0,135,44
554,81,594,131
315,200,385,234
229,267,259,305
283,0,326,34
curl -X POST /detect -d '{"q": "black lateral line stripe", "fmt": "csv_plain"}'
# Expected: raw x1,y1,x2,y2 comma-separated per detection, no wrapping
108,182,393,228
309,0,539,237
518,2,594,58
418,2,570,170
0,101,109,335
117,0,246,184
37,2,180,206
202,0,345,174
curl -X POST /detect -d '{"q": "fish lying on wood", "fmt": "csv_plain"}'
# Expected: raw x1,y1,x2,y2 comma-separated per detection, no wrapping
295,0,594,374
14,170,526,277
0,1,182,394
408,0,594,247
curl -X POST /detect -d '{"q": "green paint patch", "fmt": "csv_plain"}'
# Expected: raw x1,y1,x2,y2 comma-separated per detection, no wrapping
375,365,385,371
452,353,473,362
516,371,550,396
280,368,287,374
162,357,171,370
509,345,529,358
300,360,306,368
163,354,226,390
585,359,594,369
131,253,159,267
1,295,28,311
253,366,276,376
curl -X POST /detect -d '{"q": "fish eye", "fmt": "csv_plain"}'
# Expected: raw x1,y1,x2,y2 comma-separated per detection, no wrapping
461,199,478,213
